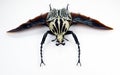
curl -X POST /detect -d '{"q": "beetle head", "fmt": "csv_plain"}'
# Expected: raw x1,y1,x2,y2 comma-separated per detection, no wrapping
46,4,72,22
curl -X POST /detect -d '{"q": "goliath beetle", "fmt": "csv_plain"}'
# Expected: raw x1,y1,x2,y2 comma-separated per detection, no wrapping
7,5,113,66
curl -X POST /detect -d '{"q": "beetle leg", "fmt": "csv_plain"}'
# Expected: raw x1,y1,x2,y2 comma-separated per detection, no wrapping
51,38,57,42
40,31,52,66
64,38,69,41
66,31,81,66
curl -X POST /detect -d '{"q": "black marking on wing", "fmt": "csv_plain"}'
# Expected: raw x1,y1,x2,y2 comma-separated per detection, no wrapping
7,13,48,32
71,13,113,30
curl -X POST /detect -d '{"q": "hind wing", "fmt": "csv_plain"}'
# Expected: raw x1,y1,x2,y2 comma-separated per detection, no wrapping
8,13,48,32
71,13,113,30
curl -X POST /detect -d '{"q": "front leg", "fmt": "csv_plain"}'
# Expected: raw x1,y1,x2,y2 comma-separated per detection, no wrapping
40,31,52,66
66,31,81,66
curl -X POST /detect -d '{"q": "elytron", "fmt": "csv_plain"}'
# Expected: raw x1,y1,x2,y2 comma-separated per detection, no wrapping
8,5,113,66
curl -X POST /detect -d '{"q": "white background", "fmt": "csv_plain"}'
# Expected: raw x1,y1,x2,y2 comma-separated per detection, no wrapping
0,0,120,75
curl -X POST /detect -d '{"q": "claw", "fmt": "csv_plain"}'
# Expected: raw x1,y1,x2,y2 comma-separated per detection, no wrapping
40,59,45,67
76,60,81,66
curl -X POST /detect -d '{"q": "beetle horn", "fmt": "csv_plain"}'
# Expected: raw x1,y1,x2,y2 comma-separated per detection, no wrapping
66,4,69,10
49,4,52,11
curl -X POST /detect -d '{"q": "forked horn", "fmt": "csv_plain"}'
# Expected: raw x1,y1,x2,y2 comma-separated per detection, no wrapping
49,4,52,11
66,4,69,10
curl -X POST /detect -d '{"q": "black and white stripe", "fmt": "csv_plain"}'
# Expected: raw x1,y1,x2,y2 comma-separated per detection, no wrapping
49,17,70,35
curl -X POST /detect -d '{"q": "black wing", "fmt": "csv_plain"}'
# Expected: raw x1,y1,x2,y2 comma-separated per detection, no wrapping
7,13,48,32
71,13,113,30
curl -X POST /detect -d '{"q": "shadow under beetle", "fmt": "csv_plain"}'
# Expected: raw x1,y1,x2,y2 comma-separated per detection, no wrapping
8,5,113,66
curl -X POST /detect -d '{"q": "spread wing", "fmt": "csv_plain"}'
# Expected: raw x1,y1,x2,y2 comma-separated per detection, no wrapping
7,13,48,32
71,13,113,30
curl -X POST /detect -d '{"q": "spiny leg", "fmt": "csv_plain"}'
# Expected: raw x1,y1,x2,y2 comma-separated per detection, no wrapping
40,31,51,66
40,45,45,66
66,31,81,66
76,45,81,66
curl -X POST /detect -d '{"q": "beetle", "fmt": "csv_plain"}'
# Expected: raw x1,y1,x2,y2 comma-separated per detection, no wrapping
7,4,113,66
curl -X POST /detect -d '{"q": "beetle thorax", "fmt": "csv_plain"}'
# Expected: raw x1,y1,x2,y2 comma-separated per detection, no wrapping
48,16,70,43
46,8,72,44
